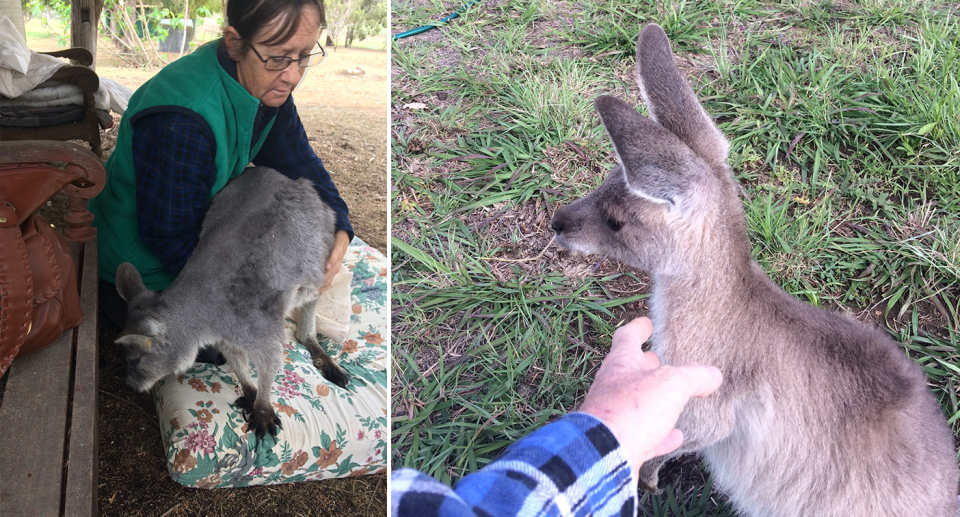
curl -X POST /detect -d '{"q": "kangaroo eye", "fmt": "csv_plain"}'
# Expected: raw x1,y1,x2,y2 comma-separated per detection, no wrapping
606,217,623,232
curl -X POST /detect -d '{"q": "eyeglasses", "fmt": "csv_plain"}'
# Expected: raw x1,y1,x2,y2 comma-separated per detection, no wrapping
249,40,326,71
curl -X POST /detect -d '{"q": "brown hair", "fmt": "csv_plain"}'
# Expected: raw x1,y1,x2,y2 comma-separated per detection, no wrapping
226,0,325,50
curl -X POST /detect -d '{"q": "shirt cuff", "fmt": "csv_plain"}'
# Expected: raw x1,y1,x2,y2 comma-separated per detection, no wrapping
334,212,354,243
475,412,637,516
391,468,476,517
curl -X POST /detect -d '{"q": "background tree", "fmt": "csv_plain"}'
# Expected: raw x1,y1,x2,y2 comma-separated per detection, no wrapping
24,0,219,66
97,0,219,66
324,0,361,50
344,0,385,48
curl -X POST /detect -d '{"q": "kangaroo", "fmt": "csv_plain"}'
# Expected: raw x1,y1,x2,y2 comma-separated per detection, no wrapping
115,166,350,442
550,24,958,516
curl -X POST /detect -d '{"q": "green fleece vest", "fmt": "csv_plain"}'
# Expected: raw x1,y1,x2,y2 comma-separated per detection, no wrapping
89,41,276,290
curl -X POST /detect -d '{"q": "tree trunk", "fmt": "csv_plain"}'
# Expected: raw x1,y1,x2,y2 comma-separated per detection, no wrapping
0,0,26,38
71,0,104,69
121,5,137,53
179,0,189,56
108,11,120,48
119,0,149,64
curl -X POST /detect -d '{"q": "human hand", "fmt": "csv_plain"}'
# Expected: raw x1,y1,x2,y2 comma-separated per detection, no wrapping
579,317,723,481
322,230,351,291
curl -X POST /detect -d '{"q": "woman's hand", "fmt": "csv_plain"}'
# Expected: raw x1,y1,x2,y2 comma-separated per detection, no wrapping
322,230,351,291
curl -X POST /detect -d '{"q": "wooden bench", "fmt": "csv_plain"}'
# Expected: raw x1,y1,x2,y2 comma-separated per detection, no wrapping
0,141,106,516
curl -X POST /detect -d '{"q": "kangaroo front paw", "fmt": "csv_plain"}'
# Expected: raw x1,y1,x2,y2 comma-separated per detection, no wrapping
639,461,663,494
318,360,350,389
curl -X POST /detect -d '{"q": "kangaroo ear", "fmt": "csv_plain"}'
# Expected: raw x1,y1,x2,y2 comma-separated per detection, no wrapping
595,95,696,205
115,262,148,302
636,24,729,168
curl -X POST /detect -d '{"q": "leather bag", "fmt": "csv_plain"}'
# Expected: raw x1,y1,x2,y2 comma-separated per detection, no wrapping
0,148,99,376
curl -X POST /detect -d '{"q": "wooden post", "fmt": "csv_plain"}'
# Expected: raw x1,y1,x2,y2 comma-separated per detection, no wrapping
70,0,104,69
65,192,98,242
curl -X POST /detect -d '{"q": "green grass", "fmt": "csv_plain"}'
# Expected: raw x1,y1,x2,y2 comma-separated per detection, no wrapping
562,0,726,55
392,0,960,512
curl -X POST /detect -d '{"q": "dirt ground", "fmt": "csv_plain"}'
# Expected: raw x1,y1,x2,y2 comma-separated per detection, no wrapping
21,38,388,516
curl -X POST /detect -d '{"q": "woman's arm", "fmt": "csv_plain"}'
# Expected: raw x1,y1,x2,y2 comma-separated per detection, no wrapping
253,96,354,242
132,111,218,277
391,413,636,517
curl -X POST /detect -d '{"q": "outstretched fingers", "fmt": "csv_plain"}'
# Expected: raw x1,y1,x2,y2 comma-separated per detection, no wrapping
606,317,660,372
668,363,724,400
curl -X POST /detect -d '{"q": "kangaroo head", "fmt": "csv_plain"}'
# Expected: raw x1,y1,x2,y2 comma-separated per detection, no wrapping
114,262,188,392
552,24,746,276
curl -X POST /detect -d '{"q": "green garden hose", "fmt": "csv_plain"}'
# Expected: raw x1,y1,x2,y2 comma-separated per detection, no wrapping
392,0,482,40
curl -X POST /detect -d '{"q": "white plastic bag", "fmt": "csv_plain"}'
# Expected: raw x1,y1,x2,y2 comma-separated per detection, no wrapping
0,16,66,99
98,77,133,114
0,16,30,74
0,16,133,113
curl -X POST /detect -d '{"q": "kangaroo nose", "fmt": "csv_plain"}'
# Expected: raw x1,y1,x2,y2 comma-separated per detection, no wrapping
551,211,567,233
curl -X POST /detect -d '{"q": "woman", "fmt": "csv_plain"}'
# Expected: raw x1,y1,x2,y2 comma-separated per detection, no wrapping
90,0,351,330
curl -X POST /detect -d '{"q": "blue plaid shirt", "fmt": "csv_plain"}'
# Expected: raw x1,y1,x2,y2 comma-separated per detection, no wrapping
392,413,637,517
131,44,353,277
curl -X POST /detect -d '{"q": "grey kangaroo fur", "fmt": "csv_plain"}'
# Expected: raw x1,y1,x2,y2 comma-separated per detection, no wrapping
551,24,959,516
115,166,350,441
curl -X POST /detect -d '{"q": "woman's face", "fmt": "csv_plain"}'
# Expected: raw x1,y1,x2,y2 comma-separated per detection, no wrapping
228,6,321,107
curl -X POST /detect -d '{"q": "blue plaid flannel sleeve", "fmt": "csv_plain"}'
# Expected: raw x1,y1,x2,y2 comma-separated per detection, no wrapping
252,95,354,241
391,413,637,517
132,111,217,277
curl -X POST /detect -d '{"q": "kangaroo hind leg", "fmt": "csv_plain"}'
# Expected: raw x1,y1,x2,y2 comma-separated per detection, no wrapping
297,298,350,389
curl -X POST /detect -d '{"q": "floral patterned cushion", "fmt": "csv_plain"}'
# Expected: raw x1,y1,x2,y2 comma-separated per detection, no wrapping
152,238,389,488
